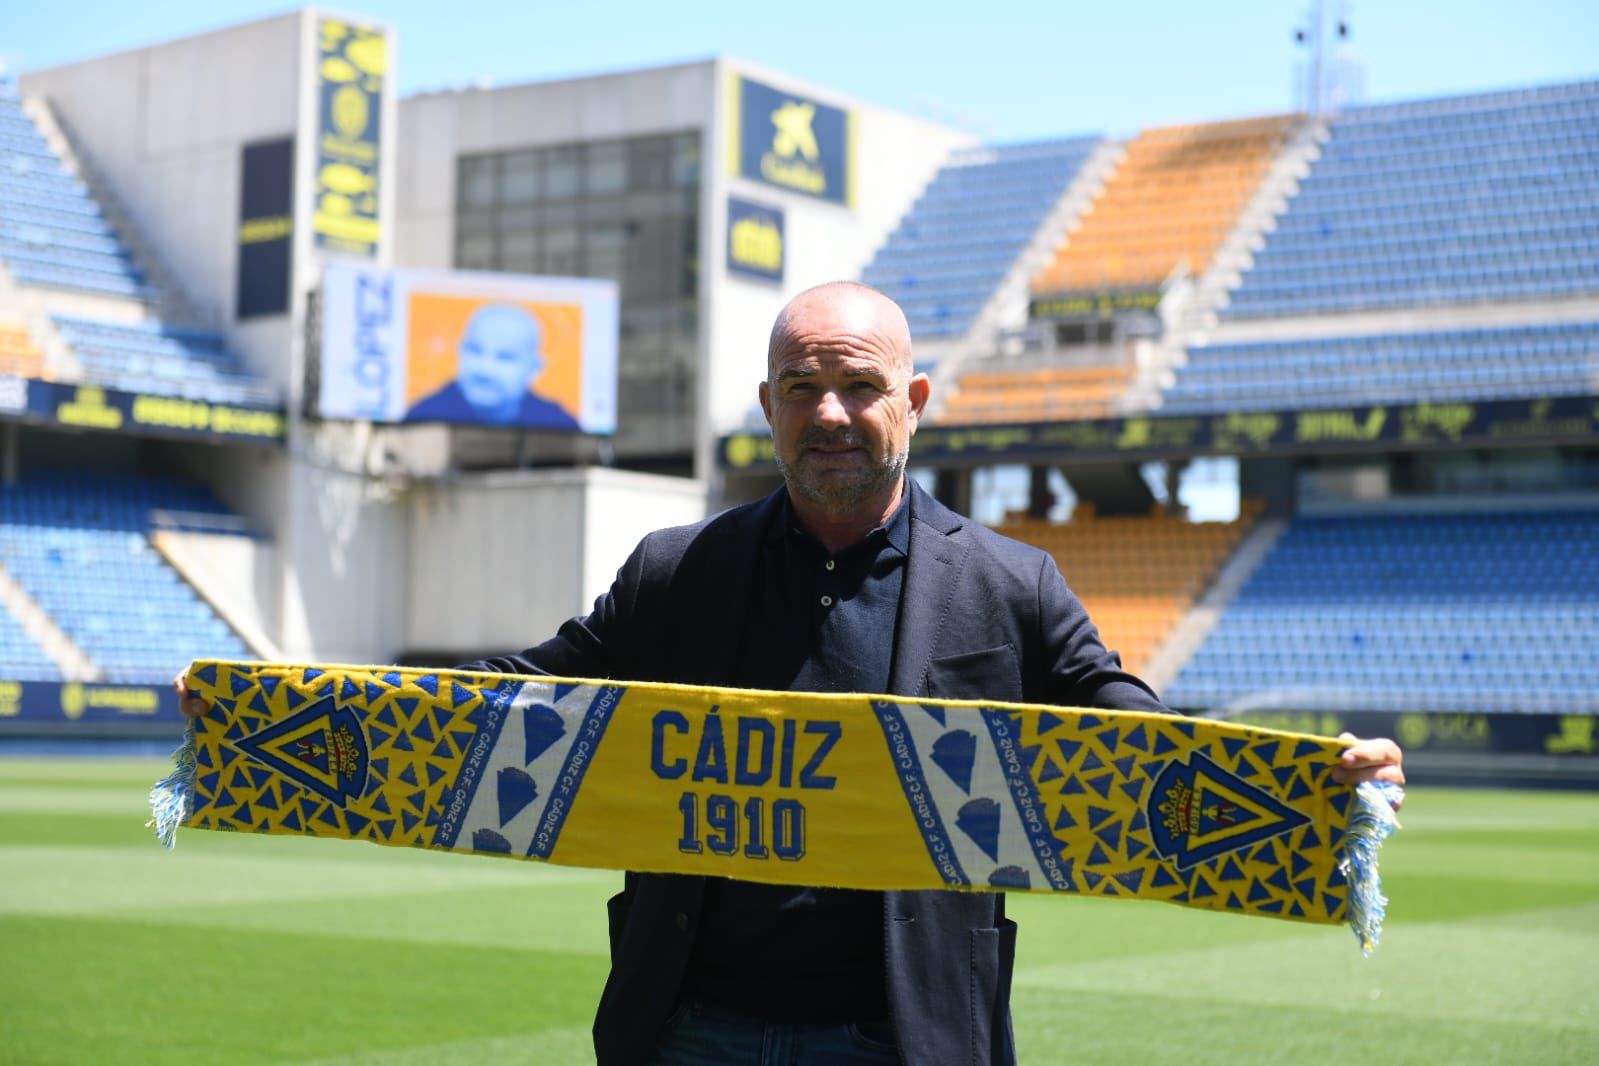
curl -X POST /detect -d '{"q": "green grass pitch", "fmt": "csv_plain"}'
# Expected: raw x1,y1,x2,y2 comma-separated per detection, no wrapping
1,758,1595,1064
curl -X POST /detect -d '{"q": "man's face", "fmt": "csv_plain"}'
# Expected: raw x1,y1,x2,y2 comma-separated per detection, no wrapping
457,306,542,411
759,293,928,512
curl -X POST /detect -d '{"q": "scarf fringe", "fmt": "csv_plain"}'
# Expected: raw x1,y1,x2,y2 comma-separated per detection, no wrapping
147,723,196,850
1341,780,1403,954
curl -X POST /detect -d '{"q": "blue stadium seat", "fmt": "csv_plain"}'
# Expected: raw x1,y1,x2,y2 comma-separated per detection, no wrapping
1162,319,1599,413
0,471,255,684
1222,81,1599,318
860,137,1102,341
52,316,280,407
0,604,60,681
0,87,152,300
1166,509,1599,714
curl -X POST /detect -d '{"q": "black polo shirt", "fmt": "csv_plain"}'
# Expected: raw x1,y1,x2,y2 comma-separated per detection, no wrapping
681,486,910,1022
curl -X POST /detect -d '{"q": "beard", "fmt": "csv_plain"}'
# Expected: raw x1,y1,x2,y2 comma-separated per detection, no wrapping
775,424,908,512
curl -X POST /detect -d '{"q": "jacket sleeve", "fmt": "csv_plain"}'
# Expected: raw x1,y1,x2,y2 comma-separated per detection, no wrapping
457,534,650,679
1035,552,1171,714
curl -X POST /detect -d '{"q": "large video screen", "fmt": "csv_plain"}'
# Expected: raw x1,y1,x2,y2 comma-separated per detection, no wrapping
317,265,618,433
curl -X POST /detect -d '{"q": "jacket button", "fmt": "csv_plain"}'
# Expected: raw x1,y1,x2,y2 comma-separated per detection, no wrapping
674,912,690,932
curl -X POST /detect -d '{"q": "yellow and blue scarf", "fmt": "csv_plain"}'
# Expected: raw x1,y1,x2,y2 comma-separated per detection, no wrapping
152,661,1401,951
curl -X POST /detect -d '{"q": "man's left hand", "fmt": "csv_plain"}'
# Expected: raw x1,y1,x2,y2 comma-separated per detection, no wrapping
1331,732,1405,807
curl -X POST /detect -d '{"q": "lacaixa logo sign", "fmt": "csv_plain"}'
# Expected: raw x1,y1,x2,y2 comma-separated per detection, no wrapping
730,75,853,207
727,197,785,283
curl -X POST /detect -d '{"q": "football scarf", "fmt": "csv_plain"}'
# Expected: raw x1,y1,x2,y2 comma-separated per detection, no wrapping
152,661,1401,952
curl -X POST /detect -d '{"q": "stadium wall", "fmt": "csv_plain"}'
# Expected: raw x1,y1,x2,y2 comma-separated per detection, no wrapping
282,460,410,663
396,60,717,271
145,455,706,668
405,466,707,656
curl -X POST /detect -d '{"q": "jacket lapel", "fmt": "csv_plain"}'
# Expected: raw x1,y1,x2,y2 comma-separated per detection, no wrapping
889,481,970,699
665,487,784,686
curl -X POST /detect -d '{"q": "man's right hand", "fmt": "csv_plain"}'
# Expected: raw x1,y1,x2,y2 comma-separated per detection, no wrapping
173,666,210,719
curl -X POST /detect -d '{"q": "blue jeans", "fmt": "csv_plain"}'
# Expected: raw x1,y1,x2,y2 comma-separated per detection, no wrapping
647,1001,900,1065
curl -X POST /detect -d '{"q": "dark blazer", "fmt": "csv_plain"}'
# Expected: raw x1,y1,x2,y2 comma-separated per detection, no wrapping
471,480,1168,1066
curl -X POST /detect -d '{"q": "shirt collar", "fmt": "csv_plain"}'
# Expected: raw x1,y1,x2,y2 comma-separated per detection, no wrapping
774,480,912,557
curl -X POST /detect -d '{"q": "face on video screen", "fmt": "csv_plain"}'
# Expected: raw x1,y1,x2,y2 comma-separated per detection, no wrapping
456,304,543,411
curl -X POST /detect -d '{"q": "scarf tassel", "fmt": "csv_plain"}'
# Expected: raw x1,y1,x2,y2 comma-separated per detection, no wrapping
1341,780,1403,954
147,723,196,850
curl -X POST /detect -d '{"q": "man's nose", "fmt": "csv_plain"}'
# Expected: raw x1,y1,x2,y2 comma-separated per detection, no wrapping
814,389,849,427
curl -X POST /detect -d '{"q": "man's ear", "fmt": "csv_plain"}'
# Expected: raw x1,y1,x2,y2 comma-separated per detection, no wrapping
758,380,773,426
906,372,931,434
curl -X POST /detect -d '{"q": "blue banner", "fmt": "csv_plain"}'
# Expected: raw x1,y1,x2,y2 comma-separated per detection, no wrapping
0,680,181,724
731,75,852,206
726,197,785,283
720,394,1599,469
0,377,284,443
237,138,295,319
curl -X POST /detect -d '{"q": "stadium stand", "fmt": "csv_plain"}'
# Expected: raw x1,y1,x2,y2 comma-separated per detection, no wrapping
0,321,47,378
1166,507,1599,714
0,82,152,300
1222,81,1599,318
995,501,1260,676
51,316,279,407
0,605,60,681
859,137,1101,340
0,471,253,684
1032,115,1296,296
0,79,276,409
941,363,1131,424
1163,319,1599,412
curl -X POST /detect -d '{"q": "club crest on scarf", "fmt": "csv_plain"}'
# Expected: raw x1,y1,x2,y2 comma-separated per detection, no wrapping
235,694,369,805
1148,752,1310,870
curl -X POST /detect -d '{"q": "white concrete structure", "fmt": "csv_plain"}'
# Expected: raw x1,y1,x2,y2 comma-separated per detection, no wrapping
396,58,973,479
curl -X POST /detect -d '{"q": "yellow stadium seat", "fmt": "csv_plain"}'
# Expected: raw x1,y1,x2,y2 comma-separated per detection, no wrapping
940,363,1132,424
0,324,47,379
994,500,1262,676
1032,115,1298,295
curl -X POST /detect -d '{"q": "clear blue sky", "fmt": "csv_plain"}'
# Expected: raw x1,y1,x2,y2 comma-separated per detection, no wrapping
4,1,1596,141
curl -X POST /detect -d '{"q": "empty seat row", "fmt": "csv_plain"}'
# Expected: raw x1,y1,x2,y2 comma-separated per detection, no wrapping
1032,115,1297,297
1223,79,1599,319
1167,508,1599,713
859,136,1102,343
1162,319,1599,413
0,470,254,684
0,606,59,681
997,502,1262,676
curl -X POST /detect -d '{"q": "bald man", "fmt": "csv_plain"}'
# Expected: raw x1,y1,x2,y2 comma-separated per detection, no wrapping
452,282,1404,1064
406,303,579,429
